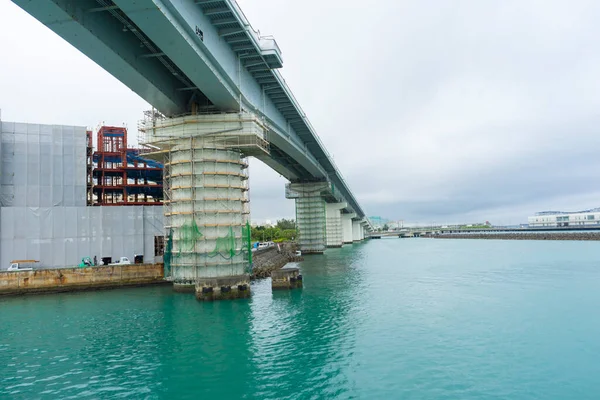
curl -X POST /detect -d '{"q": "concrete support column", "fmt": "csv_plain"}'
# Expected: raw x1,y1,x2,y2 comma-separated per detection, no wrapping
141,113,270,300
286,182,328,254
360,222,368,240
342,213,356,244
169,144,250,297
352,220,362,242
325,202,347,248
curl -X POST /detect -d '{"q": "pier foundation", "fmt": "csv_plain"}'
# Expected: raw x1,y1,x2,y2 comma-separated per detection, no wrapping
272,265,303,290
195,275,251,301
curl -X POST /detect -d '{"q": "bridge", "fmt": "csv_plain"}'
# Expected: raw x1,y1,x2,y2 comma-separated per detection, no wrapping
12,0,373,299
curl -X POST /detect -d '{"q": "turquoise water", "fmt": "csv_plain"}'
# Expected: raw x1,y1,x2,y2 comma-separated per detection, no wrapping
2,239,600,399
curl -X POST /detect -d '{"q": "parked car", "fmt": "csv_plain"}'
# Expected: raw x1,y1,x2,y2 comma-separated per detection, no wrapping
7,260,39,271
109,257,131,265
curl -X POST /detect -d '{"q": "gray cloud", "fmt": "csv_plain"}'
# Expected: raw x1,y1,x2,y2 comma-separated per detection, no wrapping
2,0,600,224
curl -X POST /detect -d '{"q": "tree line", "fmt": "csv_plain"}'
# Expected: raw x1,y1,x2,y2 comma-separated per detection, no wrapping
251,218,297,243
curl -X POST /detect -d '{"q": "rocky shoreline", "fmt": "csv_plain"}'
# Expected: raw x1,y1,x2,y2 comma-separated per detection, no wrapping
250,243,303,280
434,232,600,241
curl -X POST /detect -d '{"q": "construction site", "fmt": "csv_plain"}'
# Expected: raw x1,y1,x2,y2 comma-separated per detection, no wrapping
0,108,366,300
0,109,280,298
89,125,163,206
0,115,165,270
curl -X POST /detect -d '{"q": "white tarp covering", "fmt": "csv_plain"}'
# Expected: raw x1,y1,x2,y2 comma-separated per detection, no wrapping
1,121,87,207
0,120,165,269
0,205,163,269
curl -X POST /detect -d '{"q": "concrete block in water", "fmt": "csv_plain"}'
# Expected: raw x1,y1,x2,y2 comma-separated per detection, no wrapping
195,274,251,301
173,283,195,293
271,265,303,290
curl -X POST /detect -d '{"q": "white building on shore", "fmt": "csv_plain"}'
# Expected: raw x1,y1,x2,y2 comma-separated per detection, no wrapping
528,209,600,228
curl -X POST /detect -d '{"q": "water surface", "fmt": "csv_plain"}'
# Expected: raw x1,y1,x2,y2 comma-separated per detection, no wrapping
2,239,600,399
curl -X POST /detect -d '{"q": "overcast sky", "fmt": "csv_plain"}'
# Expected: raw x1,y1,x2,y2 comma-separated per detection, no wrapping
2,0,600,225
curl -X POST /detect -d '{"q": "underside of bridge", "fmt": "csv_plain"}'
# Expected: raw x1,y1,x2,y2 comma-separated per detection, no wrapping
13,0,373,300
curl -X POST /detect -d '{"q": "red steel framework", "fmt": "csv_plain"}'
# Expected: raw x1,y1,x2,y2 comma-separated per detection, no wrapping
86,130,93,205
89,126,163,206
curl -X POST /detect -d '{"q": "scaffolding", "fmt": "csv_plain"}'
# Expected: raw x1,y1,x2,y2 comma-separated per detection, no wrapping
90,126,164,206
325,204,344,247
86,130,94,206
139,111,268,281
286,182,328,253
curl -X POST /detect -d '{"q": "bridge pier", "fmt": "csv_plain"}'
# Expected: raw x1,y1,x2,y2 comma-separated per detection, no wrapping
286,182,328,254
326,202,347,248
360,221,368,240
141,112,269,300
352,220,363,242
342,213,356,244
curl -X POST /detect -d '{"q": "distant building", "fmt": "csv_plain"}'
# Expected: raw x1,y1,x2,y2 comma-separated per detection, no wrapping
251,219,275,227
388,221,403,230
528,209,600,227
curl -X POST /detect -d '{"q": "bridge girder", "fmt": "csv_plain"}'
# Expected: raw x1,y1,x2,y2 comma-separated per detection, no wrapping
12,0,370,219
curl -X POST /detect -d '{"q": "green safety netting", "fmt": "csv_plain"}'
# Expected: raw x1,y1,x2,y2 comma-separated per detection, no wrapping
243,221,252,268
178,219,203,257
208,226,237,259
165,220,252,267
164,228,173,277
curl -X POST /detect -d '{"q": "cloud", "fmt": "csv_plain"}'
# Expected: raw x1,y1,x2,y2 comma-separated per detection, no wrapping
2,0,600,224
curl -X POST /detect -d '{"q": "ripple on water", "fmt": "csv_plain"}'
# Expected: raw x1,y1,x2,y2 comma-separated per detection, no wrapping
2,241,600,398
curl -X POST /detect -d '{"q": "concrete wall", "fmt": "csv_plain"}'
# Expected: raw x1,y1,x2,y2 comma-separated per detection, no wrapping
0,206,164,269
0,263,165,295
436,232,600,241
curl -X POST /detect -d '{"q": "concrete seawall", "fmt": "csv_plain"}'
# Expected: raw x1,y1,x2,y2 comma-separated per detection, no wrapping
435,233,600,241
0,264,166,296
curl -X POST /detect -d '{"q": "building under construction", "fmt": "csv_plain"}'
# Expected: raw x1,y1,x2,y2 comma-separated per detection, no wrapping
89,126,163,206
0,116,164,269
